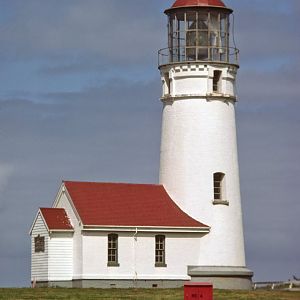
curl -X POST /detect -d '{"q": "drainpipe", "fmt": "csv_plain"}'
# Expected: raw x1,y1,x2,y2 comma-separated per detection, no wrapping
133,228,138,286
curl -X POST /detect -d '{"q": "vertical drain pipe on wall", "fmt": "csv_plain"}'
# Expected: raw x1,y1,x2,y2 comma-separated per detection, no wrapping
133,227,138,287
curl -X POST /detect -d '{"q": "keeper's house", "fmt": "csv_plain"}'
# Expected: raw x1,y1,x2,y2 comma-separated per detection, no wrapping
30,181,210,288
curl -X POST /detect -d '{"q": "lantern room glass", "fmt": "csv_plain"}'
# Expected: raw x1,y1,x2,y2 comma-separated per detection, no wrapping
168,9,230,63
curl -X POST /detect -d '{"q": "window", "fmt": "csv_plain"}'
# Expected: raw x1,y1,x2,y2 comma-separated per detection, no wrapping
167,11,231,63
213,70,222,93
34,235,45,253
213,172,228,205
155,235,166,267
107,234,119,267
214,172,225,200
164,72,171,95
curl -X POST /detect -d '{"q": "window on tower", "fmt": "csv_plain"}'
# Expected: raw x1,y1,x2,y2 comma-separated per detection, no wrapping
213,172,228,205
214,172,224,200
213,70,222,93
163,72,171,96
107,234,119,267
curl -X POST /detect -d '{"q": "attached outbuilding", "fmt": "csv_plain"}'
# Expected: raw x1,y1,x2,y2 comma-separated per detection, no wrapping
30,208,74,286
30,181,210,288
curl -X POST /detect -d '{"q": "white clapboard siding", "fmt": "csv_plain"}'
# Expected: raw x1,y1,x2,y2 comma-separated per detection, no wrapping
55,190,82,277
48,235,73,281
31,213,49,282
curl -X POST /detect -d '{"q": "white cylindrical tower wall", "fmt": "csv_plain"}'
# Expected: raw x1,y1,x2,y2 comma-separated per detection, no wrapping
159,62,246,267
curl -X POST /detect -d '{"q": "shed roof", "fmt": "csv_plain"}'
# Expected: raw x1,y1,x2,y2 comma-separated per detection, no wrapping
40,208,73,231
63,181,208,229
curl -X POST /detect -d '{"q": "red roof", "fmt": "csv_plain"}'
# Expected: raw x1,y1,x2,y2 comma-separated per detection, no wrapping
64,181,208,228
171,0,226,8
40,208,73,231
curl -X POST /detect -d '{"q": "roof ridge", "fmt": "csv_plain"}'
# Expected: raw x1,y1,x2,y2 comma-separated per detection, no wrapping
40,207,65,210
63,180,163,187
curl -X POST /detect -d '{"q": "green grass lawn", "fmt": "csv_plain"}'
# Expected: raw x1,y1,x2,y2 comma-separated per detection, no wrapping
0,288,300,300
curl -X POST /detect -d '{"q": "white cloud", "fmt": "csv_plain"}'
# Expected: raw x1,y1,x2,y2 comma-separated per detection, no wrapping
0,0,166,64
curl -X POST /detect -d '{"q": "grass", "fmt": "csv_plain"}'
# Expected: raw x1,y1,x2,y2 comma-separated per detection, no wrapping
0,288,300,300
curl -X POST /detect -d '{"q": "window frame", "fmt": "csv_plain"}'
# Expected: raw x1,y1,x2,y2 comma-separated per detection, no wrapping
167,9,230,63
213,172,229,205
213,70,222,93
107,233,119,267
163,72,171,96
34,234,45,253
155,235,167,267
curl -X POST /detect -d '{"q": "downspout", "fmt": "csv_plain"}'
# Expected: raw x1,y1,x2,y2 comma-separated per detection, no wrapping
133,227,138,286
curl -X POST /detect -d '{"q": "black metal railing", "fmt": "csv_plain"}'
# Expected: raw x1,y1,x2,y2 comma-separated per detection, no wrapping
158,46,239,66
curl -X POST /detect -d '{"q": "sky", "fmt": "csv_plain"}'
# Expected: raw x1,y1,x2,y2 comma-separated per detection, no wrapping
0,0,299,287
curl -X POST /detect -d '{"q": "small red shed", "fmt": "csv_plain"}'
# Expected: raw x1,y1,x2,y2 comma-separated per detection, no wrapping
184,282,213,300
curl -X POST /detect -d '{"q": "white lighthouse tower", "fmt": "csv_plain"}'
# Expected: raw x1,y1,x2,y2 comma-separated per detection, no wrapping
158,0,253,289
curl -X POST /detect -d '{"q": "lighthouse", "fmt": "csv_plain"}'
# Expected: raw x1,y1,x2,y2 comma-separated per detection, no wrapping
158,0,253,288
30,0,253,290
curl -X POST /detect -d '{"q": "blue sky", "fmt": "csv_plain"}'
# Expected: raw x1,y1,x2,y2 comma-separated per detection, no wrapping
0,0,299,287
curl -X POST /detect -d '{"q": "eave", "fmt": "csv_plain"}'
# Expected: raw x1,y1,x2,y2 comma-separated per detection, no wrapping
29,209,50,235
82,225,210,233
49,229,74,233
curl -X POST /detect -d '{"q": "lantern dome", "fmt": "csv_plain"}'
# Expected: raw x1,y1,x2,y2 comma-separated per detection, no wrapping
172,0,226,8
159,0,238,66
165,0,232,13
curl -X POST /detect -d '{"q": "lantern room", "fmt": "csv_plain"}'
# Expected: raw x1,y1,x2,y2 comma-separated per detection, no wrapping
159,0,238,65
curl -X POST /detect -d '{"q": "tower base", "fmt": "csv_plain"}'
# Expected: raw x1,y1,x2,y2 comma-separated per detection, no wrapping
188,266,253,290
